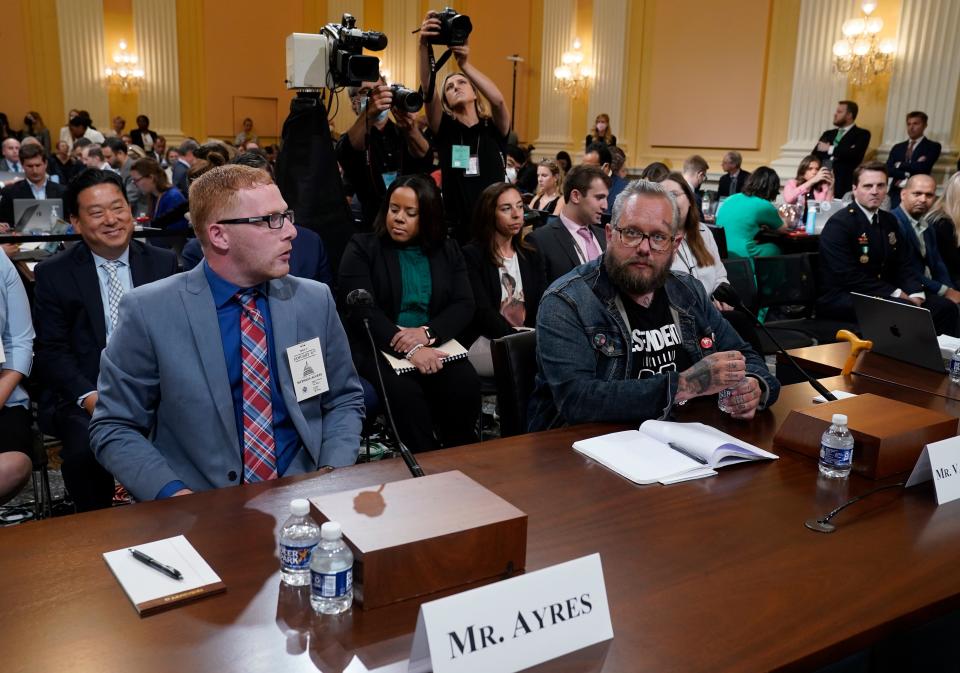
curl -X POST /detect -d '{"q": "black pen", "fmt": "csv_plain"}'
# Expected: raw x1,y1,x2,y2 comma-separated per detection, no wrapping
129,548,183,580
668,442,708,465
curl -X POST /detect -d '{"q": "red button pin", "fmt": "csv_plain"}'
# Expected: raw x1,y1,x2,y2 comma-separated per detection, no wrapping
700,336,713,349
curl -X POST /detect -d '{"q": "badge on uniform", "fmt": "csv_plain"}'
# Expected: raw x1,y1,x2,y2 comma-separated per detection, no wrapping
888,231,897,245
858,232,870,264
286,337,329,402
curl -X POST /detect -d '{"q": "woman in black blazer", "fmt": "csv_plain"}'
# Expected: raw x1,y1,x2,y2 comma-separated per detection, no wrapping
339,174,480,452
461,182,547,377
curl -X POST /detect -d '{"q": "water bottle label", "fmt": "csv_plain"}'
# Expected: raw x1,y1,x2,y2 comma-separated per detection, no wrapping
820,445,853,468
280,543,316,570
950,358,960,377
312,568,352,598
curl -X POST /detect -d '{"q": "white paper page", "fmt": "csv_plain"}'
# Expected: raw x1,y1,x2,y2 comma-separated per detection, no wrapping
103,535,221,607
938,335,960,361
573,430,704,484
813,390,857,404
640,421,777,466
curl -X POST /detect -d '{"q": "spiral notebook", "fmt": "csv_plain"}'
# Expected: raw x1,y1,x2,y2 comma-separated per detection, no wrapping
381,339,469,374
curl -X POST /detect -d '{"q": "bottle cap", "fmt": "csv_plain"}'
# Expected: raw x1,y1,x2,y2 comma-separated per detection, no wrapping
832,413,847,426
290,498,310,516
321,521,342,540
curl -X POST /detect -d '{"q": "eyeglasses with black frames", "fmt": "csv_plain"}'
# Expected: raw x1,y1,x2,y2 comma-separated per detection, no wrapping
216,210,295,229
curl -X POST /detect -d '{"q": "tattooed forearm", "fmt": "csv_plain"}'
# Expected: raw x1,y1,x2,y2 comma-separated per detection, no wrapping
676,359,714,398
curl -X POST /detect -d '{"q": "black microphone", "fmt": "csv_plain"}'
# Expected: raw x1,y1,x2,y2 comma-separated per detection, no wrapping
712,283,837,402
345,289,425,478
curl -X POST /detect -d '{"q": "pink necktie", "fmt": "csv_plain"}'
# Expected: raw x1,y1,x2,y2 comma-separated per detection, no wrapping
576,227,601,262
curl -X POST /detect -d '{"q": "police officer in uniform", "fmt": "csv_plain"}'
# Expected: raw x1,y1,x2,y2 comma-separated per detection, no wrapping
817,161,959,336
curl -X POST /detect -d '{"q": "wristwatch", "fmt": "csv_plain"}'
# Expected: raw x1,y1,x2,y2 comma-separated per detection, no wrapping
423,326,436,344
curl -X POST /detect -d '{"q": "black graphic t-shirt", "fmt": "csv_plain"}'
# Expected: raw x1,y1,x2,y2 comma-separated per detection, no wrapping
621,288,692,379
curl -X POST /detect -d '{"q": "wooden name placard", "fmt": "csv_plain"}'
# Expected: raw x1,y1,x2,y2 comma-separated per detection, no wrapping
310,470,527,609
773,394,958,479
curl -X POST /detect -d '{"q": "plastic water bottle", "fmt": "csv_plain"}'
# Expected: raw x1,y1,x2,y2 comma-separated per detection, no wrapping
718,388,734,413
819,413,854,479
805,200,817,235
950,347,960,384
279,499,320,586
310,521,354,615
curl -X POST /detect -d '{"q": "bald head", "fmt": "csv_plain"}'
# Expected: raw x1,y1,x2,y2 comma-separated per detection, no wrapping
901,174,937,219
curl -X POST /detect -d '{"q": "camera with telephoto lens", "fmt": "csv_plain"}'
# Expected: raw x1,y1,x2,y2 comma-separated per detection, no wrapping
285,14,387,89
389,85,424,113
428,7,473,46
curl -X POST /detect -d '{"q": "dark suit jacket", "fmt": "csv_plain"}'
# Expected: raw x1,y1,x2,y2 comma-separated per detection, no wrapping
32,240,179,409
129,128,158,151
930,214,960,287
817,203,921,315
0,158,21,173
812,125,871,196
893,206,954,296
170,160,189,194
526,216,606,285
338,233,474,371
0,179,66,226
181,225,332,286
460,242,547,346
718,170,751,198
886,137,942,206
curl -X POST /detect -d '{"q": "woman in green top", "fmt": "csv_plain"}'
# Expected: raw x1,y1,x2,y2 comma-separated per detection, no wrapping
339,174,480,452
716,166,785,259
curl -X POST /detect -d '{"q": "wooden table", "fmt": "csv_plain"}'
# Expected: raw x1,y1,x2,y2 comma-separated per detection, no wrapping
781,343,960,401
3,379,960,673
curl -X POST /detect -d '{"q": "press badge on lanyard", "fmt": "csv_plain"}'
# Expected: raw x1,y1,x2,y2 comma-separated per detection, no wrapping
452,144,480,176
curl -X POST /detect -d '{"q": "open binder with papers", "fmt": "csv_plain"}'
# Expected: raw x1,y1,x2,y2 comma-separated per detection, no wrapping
572,420,778,485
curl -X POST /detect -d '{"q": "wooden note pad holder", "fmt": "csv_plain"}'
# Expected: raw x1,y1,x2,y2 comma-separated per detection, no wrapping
309,470,527,609
773,393,958,479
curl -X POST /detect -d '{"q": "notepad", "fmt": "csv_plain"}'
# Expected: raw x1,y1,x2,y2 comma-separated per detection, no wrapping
103,535,225,616
381,339,469,374
572,420,778,485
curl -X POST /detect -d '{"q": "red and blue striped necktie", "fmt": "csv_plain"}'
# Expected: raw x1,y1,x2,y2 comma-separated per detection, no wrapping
236,289,278,483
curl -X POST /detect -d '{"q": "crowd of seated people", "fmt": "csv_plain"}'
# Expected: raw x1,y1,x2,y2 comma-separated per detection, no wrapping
2,19,960,518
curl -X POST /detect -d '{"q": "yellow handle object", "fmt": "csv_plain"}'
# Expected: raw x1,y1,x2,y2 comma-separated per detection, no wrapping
836,329,872,376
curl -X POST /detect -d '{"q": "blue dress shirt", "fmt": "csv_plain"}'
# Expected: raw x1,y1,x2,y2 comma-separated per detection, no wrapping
156,262,301,499
0,253,34,409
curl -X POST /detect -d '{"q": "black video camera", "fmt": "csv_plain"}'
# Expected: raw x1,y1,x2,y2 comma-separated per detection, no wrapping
321,14,387,87
389,85,424,113
428,7,472,47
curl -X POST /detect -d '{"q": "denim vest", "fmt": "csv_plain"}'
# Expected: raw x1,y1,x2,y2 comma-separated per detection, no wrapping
527,258,778,431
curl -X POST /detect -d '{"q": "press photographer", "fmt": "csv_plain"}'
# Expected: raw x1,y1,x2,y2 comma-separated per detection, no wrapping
337,77,435,231
418,8,510,242
276,15,387,275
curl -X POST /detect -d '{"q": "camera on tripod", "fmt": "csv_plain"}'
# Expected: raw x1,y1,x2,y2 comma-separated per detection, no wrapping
427,7,473,47
286,14,387,89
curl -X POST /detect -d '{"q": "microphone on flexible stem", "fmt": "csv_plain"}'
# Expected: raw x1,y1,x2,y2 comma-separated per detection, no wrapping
712,283,837,402
345,289,425,478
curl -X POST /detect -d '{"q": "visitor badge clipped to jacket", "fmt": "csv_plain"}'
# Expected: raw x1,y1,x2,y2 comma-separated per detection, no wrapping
451,144,470,169
286,337,329,402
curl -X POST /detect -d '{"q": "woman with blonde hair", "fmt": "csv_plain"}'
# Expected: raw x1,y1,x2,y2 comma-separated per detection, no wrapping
929,172,960,286
530,159,563,214
585,113,616,152
418,10,510,241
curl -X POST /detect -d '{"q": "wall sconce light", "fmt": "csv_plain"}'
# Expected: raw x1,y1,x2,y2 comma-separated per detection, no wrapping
831,1,895,86
104,40,145,90
554,38,593,98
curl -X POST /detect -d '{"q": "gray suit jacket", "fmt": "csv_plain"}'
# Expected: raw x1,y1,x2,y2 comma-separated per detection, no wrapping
90,264,365,501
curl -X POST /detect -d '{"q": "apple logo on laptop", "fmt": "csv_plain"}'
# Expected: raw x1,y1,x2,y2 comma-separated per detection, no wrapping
890,324,901,338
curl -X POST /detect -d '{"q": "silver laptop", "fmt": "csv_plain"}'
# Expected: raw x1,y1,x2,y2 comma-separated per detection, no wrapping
809,199,846,234
13,199,63,233
851,292,946,372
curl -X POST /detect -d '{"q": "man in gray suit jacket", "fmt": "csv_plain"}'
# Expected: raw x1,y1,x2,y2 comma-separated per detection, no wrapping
528,165,610,285
90,165,364,501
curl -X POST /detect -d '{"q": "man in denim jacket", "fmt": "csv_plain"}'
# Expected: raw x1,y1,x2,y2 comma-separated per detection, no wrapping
528,180,779,431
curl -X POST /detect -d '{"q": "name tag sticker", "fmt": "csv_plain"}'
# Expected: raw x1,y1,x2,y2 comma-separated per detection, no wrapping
286,337,329,402
906,436,960,505
407,553,613,673
451,145,470,170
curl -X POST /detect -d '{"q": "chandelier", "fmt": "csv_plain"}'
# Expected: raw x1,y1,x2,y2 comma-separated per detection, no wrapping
831,1,895,86
554,38,593,98
104,40,145,91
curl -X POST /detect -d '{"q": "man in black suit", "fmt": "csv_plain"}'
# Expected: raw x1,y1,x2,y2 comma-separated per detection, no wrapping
885,111,942,209
32,169,178,511
813,100,871,197
817,161,958,337
0,143,66,226
171,138,199,194
527,165,610,284
718,151,750,198
129,114,158,155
